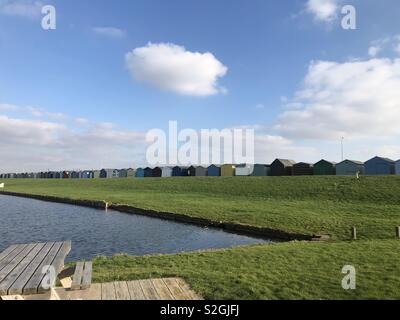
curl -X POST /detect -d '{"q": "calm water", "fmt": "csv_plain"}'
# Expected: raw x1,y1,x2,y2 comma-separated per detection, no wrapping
0,195,270,261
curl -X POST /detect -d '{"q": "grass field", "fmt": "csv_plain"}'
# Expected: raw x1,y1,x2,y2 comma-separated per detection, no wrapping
1,176,400,299
2,176,400,240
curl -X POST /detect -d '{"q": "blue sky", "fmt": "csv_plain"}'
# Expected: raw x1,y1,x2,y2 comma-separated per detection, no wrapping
1,0,400,171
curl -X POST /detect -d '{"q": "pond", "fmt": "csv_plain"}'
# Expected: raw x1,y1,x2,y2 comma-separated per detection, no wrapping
0,194,271,261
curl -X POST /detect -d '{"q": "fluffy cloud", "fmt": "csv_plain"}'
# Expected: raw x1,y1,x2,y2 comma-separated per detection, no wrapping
0,0,43,18
306,0,339,22
92,27,126,39
368,46,382,58
0,112,148,173
125,43,228,96
275,58,400,140
368,35,400,57
254,134,317,163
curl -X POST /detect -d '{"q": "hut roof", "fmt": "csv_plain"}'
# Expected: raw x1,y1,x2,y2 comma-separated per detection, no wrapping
275,159,296,166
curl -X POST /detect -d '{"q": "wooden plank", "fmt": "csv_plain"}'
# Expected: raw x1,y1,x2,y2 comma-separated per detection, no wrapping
101,282,116,300
152,278,175,300
37,241,71,294
49,241,71,275
81,262,92,290
175,278,203,300
23,242,63,295
0,243,46,295
0,245,19,264
8,243,54,295
114,282,131,300
71,262,84,290
126,280,146,300
63,283,102,300
78,283,101,300
0,244,36,285
163,278,192,300
139,279,160,300
1,295,24,300
0,245,28,272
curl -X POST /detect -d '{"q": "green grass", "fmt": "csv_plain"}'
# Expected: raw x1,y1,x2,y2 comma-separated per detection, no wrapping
2,176,400,299
2,176,400,240
92,240,400,300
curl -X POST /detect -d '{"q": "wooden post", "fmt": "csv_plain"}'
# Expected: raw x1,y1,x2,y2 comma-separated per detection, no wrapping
396,227,400,239
351,227,357,240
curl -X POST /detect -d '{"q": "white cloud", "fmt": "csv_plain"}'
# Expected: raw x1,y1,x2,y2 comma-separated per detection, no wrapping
125,43,228,96
92,27,126,39
75,117,89,125
394,42,400,55
0,0,43,18
24,106,68,119
306,0,339,22
368,36,400,57
0,111,148,172
0,103,19,111
254,134,317,163
368,46,381,57
275,57,400,141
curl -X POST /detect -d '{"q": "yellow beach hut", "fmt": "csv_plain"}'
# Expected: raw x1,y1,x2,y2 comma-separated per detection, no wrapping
221,164,236,177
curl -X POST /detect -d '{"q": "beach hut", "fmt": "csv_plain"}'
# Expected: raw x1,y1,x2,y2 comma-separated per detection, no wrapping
195,166,207,177
396,160,400,175
270,159,296,176
119,169,128,178
172,166,189,176
235,164,253,176
336,160,365,176
293,163,314,176
93,170,100,179
152,167,162,177
162,167,173,177
251,164,270,176
126,168,135,178
207,165,221,177
80,170,93,179
365,156,395,175
314,160,336,176
180,167,189,176
144,167,153,178
135,168,145,178
62,171,70,179
188,166,207,177
188,166,197,177
172,166,182,177
119,168,135,178
100,169,109,178
100,169,119,178
71,171,80,179
112,169,120,178
221,164,236,177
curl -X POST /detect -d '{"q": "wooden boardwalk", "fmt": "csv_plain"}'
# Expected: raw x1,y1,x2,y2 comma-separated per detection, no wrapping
19,278,202,300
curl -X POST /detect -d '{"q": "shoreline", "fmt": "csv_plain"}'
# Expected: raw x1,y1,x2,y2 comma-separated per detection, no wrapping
0,190,325,242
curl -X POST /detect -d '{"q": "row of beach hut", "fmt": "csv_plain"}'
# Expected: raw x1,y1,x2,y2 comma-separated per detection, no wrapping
1,157,400,179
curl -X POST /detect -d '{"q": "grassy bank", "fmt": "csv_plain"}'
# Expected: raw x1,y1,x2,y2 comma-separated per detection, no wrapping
1,177,400,299
93,240,400,300
2,176,400,240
